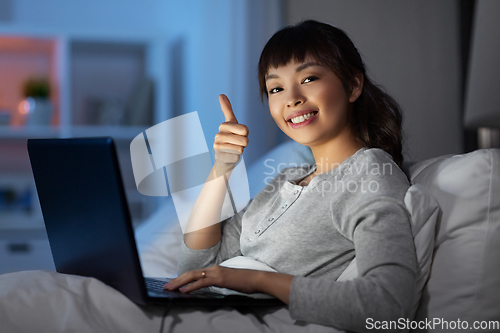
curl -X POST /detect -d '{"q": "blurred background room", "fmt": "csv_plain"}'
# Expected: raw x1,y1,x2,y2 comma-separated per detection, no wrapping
0,0,498,274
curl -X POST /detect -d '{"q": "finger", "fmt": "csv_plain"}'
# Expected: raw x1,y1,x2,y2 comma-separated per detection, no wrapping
214,144,244,156
214,132,249,148
218,122,249,137
164,271,198,290
165,270,212,293
178,278,212,293
219,94,238,124
178,266,223,293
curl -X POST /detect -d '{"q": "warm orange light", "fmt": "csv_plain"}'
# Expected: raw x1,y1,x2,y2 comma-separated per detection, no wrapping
18,99,32,115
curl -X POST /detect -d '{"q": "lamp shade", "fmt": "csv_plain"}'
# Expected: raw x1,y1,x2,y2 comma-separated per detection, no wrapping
464,0,500,129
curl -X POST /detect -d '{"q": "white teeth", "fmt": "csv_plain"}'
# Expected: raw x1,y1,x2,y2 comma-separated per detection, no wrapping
290,112,315,124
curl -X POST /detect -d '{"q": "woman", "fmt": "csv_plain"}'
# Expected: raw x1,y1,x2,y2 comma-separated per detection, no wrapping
165,20,416,332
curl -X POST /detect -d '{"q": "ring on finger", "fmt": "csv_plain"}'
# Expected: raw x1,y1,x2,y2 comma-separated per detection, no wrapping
201,271,206,279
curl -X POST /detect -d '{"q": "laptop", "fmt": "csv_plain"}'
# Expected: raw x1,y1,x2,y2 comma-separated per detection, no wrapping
27,137,282,307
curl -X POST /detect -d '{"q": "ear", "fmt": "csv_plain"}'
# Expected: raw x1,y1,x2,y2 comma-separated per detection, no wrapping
349,73,364,103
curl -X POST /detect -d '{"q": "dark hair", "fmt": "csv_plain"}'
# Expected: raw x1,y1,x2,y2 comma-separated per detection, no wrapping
258,20,404,167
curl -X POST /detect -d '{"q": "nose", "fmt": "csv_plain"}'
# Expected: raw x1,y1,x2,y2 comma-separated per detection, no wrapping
286,87,305,108
287,100,303,108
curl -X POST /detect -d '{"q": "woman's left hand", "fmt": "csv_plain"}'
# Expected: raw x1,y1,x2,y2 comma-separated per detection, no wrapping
163,265,263,294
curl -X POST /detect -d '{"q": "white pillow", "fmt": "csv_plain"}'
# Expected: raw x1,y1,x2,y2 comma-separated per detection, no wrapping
218,255,277,272
337,184,439,320
410,148,500,326
208,256,277,298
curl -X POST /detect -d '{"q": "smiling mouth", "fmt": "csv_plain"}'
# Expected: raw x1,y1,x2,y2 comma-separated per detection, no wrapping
288,111,318,124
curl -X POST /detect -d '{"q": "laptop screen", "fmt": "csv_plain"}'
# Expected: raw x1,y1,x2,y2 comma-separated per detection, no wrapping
28,137,147,304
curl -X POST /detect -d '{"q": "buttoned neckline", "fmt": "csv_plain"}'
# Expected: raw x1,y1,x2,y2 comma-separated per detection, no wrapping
247,147,370,242
286,146,369,191
248,181,305,241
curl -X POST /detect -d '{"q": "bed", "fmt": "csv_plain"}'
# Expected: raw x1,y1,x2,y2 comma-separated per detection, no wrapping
1,142,499,332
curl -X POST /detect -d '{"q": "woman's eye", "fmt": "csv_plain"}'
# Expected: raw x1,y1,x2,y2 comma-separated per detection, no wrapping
303,76,318,83
269,87,283,94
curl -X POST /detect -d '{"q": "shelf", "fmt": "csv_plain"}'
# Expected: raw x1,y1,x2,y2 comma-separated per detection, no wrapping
0,36,58,127
69,125,147,140
0,6,173,275
0,125,147,140
0,32,165,234
0,173,44,230
70,40,152,128
0,35,154,132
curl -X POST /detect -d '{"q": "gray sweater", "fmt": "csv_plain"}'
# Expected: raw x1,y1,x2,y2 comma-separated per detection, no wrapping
177,147,417,332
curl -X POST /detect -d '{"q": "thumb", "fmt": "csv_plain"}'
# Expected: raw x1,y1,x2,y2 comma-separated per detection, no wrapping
219,94,238,124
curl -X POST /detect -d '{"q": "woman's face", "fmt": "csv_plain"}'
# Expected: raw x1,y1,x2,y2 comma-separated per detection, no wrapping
265,57,361,148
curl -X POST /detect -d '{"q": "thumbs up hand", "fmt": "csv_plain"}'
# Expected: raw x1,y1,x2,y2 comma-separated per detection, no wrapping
219,94,239,124
213,94,249,177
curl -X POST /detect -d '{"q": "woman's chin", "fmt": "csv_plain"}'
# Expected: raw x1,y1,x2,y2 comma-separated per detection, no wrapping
288,136,316,147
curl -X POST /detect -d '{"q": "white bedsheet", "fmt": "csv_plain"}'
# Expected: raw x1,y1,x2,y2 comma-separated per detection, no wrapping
0,270,344,333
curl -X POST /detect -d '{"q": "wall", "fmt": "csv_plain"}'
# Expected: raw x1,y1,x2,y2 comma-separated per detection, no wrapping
284,0,463,162
4,0,164,35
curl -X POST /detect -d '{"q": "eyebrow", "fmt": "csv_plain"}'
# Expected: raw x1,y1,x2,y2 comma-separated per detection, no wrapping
265,62,322,81
296,62,321,72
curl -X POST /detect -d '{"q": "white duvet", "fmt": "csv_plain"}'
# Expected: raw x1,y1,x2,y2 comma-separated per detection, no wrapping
0,204,342,333
0,270,344,333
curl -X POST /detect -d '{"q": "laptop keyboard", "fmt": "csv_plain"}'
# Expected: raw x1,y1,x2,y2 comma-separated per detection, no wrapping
144,277,223,298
